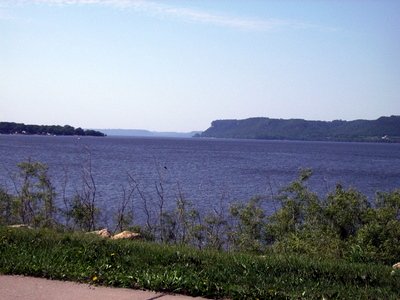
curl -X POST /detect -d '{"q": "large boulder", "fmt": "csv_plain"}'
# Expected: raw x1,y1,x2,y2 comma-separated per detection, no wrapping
111,230,141,240
89,228,112,238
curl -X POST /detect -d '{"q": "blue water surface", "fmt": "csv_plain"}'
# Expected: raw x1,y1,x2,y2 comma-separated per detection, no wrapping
1,135,399,225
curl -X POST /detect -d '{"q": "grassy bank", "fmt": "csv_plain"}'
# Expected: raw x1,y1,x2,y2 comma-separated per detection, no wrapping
0,227,399,299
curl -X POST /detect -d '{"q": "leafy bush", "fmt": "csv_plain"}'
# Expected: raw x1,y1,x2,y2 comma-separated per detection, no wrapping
229,197,266,253
273,228,344,260
266,169,321,243
265,170,400,264
324,185,370,239
350,190,400,263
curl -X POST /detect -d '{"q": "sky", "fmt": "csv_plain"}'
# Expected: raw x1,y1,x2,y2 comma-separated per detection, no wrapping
1,0,399,132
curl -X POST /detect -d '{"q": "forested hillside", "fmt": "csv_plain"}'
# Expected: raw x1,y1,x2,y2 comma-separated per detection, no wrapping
199,116,400,142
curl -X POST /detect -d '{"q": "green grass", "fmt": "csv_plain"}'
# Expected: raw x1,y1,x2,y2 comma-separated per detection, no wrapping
0,227,399,299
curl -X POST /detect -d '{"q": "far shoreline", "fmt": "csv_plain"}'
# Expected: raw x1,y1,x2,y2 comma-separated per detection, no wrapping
2,133,400,144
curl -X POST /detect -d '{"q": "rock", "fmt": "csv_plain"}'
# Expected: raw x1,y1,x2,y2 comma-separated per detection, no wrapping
392,262,400,269
89,228,112,238
111,230,141,240
8,224,33,229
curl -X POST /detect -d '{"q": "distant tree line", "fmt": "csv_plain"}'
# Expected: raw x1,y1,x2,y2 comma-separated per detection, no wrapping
0,122,105,137
198,115,400,142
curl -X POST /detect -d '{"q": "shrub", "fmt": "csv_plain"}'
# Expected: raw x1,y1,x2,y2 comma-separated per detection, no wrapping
0,188,15,225
351,190,400,263
266,169,321,243
324,185,370,239
12,161,56,228
273,227,344,260
229,197,266,253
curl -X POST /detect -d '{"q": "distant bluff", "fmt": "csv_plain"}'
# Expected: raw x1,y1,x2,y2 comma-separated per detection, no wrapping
198,116,400,142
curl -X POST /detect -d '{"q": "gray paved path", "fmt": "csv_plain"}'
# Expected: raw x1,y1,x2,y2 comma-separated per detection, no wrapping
0,275,207,300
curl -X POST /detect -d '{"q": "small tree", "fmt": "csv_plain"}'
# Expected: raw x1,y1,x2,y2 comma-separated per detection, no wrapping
114,182,135,233
14,161,56,227
266,169,349,259
266,169,320,243
159,188,203,247
67,195,99,231
66,149,99,231
175,193,203,247
203,208,229,250
0,188,15,225
325,185,369,239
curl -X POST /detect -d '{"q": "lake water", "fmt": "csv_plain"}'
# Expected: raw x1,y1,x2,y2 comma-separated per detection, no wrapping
1,135,399,225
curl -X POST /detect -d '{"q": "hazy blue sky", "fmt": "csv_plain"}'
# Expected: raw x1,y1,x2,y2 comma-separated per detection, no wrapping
1,0,399,132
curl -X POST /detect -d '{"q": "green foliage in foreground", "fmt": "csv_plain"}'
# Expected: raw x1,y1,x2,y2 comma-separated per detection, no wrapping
1,227,399,299
1,161,400,267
